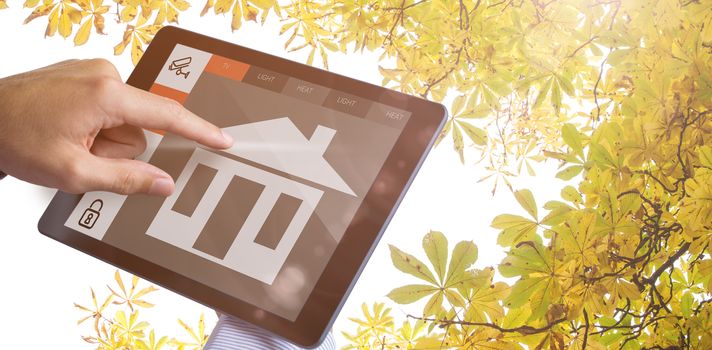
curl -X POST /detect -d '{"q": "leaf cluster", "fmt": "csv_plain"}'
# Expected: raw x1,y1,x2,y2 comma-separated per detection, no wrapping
74,270,209,350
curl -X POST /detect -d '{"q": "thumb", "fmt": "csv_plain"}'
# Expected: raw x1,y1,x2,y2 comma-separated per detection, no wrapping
78,155,175,196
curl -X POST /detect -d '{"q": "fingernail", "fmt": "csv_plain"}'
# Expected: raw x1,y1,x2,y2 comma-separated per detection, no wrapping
221,130,234,147
148,177,174,196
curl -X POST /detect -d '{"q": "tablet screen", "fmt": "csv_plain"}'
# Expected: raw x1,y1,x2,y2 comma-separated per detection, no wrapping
64,44,411,321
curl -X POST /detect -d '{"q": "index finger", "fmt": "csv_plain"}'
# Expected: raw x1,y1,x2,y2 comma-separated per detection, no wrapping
104,82,233,149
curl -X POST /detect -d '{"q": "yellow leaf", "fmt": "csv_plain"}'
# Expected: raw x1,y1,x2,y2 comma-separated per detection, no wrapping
456,120,487,146
388,245,437,285
230,0,241,31
66,5,82,23
698,145,712,168
213,0,231,14
57,7,72,38
120,4,137,22
423,292,443,317
74,18,92,46
170,0,189,11
445,240,478,285
24,2,55,24
422,231,448,283
387,284,438,304
131,299,155,308
200,0,213,16
131,36,145,65
491,214,538,246
114,27,132,55
451,121,464,163
562,123,584,157
23,0,40,7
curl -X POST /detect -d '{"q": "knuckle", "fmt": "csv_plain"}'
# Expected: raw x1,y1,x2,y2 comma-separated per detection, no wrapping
90,76,120,100
112,170,137,195
87,58,119,75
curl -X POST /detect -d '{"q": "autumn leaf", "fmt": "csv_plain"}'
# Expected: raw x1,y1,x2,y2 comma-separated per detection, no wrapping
388,244,437,285
24,0,83,38
114,19,164,65
422,230,448,283
149,0,190,25
73,0,110,45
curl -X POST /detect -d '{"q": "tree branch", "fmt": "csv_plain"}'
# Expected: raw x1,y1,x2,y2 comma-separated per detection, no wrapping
406,314,566,335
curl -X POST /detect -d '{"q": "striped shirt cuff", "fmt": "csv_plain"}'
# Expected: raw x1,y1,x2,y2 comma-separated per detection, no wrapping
204,315,336,350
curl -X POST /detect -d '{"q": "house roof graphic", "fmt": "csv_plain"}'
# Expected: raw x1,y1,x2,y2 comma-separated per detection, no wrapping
220,117,356,196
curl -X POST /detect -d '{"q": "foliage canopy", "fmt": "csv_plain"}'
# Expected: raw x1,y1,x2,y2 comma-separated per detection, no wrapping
4,0,711,349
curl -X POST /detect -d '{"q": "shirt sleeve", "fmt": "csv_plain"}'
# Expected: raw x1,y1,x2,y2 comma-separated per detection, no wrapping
204,315,336,350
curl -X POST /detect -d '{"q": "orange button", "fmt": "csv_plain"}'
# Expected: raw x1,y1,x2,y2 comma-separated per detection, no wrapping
204,55,250,81
150,83,189,104
148,83,190,135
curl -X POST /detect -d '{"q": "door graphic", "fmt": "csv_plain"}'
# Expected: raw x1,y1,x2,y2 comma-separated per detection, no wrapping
146,117,355,285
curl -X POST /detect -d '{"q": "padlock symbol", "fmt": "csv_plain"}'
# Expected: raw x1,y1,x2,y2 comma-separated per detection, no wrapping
79,199,103,229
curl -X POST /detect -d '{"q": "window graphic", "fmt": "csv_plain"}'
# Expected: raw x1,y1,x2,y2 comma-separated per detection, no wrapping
146,117,356,284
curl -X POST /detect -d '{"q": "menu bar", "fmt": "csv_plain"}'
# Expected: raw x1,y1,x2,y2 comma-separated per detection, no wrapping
242,66,289,93
282,78,330,104
153,44,411,129
323,90,371,118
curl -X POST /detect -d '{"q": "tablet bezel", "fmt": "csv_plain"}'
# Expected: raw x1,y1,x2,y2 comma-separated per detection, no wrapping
38,26,447,348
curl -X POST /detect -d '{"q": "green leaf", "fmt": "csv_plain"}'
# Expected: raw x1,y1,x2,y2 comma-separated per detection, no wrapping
556,165,583,180
445,241,478,285
533,78,552,108
491,214,539,246
541,201,573,225
444,289,466,307
499,241,553,278
499,241,558,321
452,121,464,163
561,185,583,205
387,284,438,304
451,94,466,116
422,231,448,283
557,74,575,97
562,123,584,158
456,120,487,146
699,145,712,168
459,103,491,119
607,48,632,65
389,245,437,285
551,79,562,109
589,143,617,169
423,292,443,317
514,189,537,219
680,291,693,318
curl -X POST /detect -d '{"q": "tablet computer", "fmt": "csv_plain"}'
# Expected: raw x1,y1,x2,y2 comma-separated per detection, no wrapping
38,26,446,348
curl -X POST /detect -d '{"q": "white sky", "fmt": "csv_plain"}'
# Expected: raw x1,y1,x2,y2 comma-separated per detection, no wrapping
0,8,566,348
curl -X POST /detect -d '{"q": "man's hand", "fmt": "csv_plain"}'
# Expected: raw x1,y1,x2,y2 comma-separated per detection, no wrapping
0,59,233,196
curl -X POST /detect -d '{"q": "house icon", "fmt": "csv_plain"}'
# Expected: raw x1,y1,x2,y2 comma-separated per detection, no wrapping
146,117,356,285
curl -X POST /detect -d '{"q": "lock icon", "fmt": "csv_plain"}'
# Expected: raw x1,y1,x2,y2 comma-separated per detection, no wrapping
79,199,103,229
